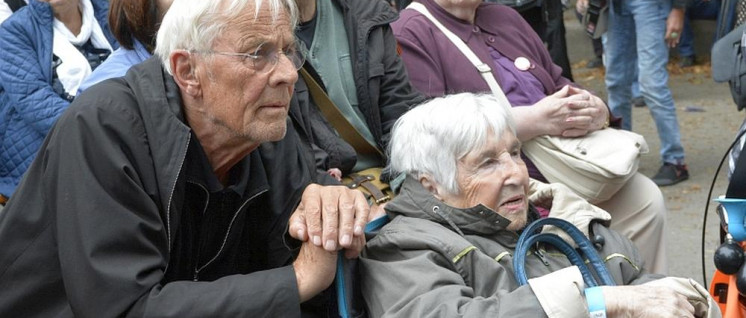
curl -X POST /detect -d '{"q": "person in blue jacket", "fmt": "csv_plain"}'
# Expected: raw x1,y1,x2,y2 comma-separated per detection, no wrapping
0,0,118,204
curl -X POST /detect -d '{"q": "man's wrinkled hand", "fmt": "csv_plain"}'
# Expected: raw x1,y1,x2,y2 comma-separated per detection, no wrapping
289,184,369,253
603,285,696,318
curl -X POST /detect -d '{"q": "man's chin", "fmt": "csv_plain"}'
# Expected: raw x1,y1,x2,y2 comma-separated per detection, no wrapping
264,124,287,142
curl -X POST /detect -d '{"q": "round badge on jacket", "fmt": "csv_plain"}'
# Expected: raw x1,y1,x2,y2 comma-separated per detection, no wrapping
514,57,531,71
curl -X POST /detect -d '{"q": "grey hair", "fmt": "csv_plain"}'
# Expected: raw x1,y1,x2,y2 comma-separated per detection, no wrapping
154,0,299,74
388,93,516,195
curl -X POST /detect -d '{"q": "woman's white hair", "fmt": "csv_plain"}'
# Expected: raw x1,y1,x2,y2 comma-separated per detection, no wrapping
154,0,299,74
388,93,516,195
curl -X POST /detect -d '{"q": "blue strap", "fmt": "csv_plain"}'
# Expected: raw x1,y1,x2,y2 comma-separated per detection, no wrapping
337,215,391,318
513,233,598,287
514,218,616,287
336,257,350,318
366,215,390,233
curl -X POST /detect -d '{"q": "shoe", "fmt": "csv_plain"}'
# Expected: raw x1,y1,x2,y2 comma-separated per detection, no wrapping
586,57,603,69
631,96,646,108
679,55,695,67
652,163,689,186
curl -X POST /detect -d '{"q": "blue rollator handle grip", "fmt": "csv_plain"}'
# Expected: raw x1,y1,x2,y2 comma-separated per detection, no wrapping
513,233,598,287
513,217,616,287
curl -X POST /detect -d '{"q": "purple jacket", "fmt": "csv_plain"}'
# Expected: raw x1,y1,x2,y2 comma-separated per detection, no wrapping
392,0,573,99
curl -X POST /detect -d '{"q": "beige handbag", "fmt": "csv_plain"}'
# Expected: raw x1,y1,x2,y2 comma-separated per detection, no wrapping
522,129,648,204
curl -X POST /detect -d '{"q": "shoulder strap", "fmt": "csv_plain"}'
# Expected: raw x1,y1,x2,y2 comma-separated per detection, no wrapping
299,67,384,158
406,2,511,108
4,0,26,12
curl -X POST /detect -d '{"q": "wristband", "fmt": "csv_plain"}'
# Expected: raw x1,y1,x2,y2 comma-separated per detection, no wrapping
585,287,606,318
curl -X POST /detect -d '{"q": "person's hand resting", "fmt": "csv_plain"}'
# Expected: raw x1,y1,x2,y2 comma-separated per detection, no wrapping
603,285,696,318
512,85,608,141
288,184,369,258
561,85,609,137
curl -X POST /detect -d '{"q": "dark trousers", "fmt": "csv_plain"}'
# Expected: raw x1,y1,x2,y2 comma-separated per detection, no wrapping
520,0,574,81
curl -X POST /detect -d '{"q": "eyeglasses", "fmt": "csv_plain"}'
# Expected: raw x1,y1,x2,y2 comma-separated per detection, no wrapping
194,39,305,73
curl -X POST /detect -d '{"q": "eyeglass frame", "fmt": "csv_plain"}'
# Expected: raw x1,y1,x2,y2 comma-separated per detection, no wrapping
191,38,306,73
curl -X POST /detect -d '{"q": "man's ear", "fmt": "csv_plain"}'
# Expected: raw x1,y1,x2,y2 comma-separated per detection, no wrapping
170,51,201,98
419,175,442,200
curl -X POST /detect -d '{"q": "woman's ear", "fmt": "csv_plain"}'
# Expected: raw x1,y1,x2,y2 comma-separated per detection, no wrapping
170,51,201,97
419,175,442,200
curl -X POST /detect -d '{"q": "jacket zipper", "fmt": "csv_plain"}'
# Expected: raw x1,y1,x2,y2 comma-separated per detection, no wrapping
189,182,211,281
164,134,191,271
192,188,268,281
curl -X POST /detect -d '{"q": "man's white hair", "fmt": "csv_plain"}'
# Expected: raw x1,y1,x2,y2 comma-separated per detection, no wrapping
388,93,516,195
154,0,299,74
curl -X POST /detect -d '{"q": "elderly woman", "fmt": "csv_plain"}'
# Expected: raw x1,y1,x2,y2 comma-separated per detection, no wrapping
391,0,669,274
77,0,174,92
0,0,117,203
360,93,716,318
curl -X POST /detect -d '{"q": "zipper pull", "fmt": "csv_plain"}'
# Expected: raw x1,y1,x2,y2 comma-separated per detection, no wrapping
193,269,199,282
534,247,550,266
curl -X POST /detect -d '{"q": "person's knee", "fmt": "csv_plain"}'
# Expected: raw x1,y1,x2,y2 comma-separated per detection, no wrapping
636,175,667,226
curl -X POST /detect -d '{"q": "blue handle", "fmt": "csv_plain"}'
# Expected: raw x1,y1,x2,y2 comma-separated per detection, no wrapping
513,217,616,287
513,232,598,287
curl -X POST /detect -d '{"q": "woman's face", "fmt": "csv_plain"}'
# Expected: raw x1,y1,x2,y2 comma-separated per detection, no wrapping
438,129,530,231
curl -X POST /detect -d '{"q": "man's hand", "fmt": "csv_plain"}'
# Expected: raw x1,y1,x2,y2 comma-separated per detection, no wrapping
665,8,685,48
603,285,696,317
293,241,338,302
289,184,369,253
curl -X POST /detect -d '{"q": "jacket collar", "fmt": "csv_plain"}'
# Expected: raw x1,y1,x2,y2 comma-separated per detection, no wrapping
386,176,514,236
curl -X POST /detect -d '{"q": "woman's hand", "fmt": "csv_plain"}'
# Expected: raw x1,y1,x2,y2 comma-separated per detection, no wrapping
512,85,608,140
602,285,696,318
561,86,609,137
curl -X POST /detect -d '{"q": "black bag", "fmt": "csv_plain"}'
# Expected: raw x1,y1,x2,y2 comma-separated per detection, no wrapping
488,0,542,12
582,0,608,39
712,23,746,111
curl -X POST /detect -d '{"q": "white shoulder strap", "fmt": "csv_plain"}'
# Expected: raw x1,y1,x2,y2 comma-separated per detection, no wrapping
406,2,511,108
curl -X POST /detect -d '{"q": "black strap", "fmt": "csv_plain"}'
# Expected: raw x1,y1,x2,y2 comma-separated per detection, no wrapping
727,129,746,198
4,0,26,13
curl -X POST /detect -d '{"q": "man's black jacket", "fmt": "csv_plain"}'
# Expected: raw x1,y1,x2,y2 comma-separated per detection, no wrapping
0,57,323,317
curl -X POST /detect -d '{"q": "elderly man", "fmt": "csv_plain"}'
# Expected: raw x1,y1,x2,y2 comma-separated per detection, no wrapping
0,0,368,316
360,93,718,317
